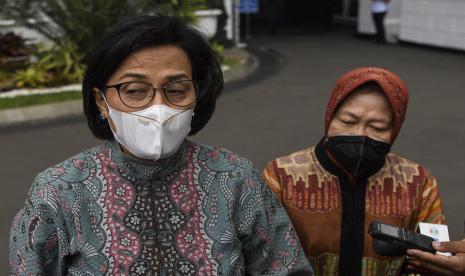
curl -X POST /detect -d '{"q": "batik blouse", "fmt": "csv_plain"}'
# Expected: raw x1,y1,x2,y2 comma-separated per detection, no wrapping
262,143,445,276
10,140,313,275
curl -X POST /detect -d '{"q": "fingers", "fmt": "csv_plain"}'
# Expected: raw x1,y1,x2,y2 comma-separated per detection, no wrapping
408,258,456,276
407,249,452,268
433,240,465,253
404,259,436,274
407,249,465,275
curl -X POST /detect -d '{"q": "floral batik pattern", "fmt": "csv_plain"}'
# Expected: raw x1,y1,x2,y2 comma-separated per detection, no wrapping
10,140,313,275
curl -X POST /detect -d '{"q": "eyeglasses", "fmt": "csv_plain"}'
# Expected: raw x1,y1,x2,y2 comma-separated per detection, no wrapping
105,80,200,109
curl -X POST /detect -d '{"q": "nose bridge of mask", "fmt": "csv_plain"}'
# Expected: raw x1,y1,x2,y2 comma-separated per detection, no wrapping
161,108,192,126
131,105,163,125
134,104,188,125
353,136,367,176
367,136,391,153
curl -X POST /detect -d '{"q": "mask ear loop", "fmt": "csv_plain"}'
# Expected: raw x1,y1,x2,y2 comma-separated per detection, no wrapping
98,90,109,120
99,91,119,134
100,91,111,113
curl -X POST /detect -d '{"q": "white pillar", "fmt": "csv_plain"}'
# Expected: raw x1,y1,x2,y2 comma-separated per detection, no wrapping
233,0,242,46
224,0,234,40
223,0,241,45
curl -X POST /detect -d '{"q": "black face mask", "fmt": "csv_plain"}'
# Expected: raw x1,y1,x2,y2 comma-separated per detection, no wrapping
324,135,391,178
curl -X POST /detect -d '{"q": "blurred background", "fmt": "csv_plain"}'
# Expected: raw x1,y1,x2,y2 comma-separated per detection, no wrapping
1,0,464,272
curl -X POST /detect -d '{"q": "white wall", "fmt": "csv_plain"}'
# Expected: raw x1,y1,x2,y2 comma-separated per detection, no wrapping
358,0,465,50
400,0,465,51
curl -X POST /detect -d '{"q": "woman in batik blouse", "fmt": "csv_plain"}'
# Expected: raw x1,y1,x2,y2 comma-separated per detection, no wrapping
9,14,313,275
262,67,446,276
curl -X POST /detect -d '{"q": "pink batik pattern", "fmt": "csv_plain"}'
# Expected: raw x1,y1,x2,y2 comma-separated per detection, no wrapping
97,149,141,273
171,145,215,275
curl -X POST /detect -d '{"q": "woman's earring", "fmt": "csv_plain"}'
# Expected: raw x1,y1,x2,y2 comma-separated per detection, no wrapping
100,113,106,120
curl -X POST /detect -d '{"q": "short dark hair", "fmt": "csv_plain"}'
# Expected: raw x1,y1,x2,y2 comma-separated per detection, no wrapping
82,14,224,139
353,81,385,95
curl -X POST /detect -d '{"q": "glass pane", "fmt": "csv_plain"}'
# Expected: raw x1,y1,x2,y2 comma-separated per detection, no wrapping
165,80,196,106
120,82,152,107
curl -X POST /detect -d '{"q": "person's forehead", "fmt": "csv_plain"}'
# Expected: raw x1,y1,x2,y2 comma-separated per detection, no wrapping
336,90,393,120
340,89,390,108
109,45,193,81
121,46,190,67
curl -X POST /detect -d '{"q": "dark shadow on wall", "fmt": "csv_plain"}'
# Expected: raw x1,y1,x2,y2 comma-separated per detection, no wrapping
242,0,335,36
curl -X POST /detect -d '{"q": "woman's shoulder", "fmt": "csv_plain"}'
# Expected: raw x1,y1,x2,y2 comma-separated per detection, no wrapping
386,153,429,170
38,143,107,176
385,152,433,177
29,143,108,199
188,141,255,174
188,141,275,200
265,146,316,169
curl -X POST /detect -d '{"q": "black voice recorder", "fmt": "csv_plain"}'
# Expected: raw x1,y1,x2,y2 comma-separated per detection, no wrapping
368,221,436,256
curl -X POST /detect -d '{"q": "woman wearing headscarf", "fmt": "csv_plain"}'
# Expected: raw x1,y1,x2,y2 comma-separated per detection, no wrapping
262,67,446,275
9,14,312,275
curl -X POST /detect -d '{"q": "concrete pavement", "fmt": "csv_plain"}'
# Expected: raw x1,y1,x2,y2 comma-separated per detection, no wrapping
1,29,465,271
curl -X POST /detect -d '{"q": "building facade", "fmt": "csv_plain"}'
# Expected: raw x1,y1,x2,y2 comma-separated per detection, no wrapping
358,0,465,51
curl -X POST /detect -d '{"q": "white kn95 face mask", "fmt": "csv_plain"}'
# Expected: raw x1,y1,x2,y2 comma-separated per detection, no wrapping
103,97,193,160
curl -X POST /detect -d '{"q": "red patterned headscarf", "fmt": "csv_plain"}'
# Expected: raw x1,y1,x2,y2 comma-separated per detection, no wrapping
324,67,409,143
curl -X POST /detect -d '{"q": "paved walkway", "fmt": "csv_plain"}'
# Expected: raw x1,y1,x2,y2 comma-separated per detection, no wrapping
1,29,464,270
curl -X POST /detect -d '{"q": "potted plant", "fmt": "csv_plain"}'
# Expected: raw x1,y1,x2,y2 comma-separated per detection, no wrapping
158,0,223,38
192,0,223,38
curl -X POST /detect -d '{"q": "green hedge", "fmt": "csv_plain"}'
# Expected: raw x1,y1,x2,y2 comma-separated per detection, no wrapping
0,91,82,110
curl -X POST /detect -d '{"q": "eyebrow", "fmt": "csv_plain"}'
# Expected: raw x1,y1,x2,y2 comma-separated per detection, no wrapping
118,72,147,81
338,111,392,124
165,73,191,82
117,72,191,82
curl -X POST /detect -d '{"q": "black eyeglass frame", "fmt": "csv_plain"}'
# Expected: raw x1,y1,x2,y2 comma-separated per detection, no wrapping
104,79,201,109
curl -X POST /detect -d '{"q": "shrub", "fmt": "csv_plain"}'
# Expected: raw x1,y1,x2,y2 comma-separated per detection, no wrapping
34,40,85,84
11,40,86,88
0,69,16,91
3,0,155,57
13,67,53,88
2,0,226,89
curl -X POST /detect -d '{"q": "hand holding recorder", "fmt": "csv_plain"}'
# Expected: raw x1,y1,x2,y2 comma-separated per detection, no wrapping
369,221,465,275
